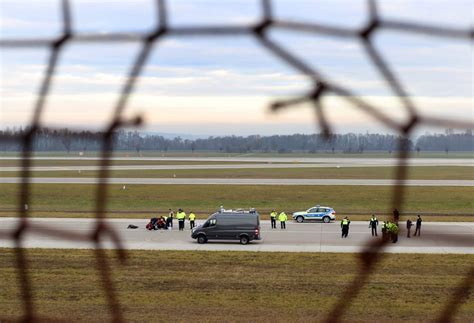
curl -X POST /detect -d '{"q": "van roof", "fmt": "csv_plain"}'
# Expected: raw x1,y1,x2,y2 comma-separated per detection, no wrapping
212,211,259,217
218,208,258,214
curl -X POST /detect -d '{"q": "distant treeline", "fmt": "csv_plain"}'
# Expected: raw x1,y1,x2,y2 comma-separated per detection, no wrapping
0,128,472,153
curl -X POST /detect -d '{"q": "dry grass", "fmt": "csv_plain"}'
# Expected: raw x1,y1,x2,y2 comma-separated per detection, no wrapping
1,184,472,216
2,166,473,180
0,249,472,322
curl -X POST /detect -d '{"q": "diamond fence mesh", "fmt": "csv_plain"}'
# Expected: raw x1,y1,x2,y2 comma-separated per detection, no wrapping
0,0,473,322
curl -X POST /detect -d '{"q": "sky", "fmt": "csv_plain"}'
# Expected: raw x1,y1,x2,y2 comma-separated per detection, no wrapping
0,0,472,137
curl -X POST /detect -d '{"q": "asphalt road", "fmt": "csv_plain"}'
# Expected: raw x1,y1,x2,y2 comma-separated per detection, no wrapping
1,161,473,173
1,156,473,166
1,177,473,186
2,163,459,172
0,218,472,254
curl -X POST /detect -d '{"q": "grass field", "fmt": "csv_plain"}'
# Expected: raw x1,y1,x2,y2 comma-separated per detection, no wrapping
1,184,472,217
0,249,472,322
2,166,472,180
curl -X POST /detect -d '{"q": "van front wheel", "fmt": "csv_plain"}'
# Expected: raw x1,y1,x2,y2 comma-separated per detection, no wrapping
240,235,249,245
197,235,207,244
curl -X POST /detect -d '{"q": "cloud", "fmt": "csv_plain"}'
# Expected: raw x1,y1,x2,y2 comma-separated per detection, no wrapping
1,0,471,136
378,0,472,27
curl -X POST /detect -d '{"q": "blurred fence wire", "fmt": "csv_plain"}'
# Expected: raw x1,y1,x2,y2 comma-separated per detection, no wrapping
0,0,473,321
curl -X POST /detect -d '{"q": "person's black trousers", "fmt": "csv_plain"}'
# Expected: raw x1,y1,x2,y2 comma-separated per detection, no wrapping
280,221,286,229
190,220,195,229
342,226,349,238
371,226,377,236
414,226,421,236
271,218,276,228
392,233,398,243
179,220,184,231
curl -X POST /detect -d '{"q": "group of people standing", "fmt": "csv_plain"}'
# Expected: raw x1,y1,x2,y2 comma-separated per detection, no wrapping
405,215,423,237
341,213,423,243
270,210,288,229
146,208,197,231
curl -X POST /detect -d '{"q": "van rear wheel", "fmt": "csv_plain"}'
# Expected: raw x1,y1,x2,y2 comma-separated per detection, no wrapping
197,235,207,244
296,216,304,223
323,216,330,223
240,235,249,245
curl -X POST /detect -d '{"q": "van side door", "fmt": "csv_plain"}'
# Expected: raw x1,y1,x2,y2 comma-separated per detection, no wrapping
205,218,219,239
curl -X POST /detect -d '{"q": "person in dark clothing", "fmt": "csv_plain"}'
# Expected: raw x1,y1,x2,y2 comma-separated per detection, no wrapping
157,217,166,229
369,214,379,236
168,209,174,228
341,217,350,238
414,214,422,236
406,219,413,238
393,208,400,224
149,217,159,230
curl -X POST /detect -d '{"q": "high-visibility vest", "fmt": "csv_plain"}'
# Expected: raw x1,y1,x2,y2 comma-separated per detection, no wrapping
392,224,399,234
270,212,277,218
278,212,287,222
164,215,168,221
387,223,399,234
177,212,186,220
342,219,349,225
371,217,377,222
189,213,196,221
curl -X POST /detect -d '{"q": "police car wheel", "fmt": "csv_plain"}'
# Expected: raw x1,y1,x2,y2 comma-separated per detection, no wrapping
240,236,249,245
296,216,304,223
197,235,207,244
323,216,330,223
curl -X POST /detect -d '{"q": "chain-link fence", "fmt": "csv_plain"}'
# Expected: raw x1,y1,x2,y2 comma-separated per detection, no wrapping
0,0,473,322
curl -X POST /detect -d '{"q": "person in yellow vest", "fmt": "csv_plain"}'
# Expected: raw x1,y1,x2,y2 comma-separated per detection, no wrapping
387,221,399,243
177,208,186,231
278,211,287,229
189,211,196,229
341,216,350,238
270,210,277,229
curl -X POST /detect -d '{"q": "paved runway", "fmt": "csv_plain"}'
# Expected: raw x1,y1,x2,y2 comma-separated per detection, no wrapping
1,177,473,186
1,156,472,166
1,160,473,173
0,218,472,254
2,163,458,172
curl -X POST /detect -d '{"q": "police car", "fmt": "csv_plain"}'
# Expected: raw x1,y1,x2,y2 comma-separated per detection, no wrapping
292,205,336,223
